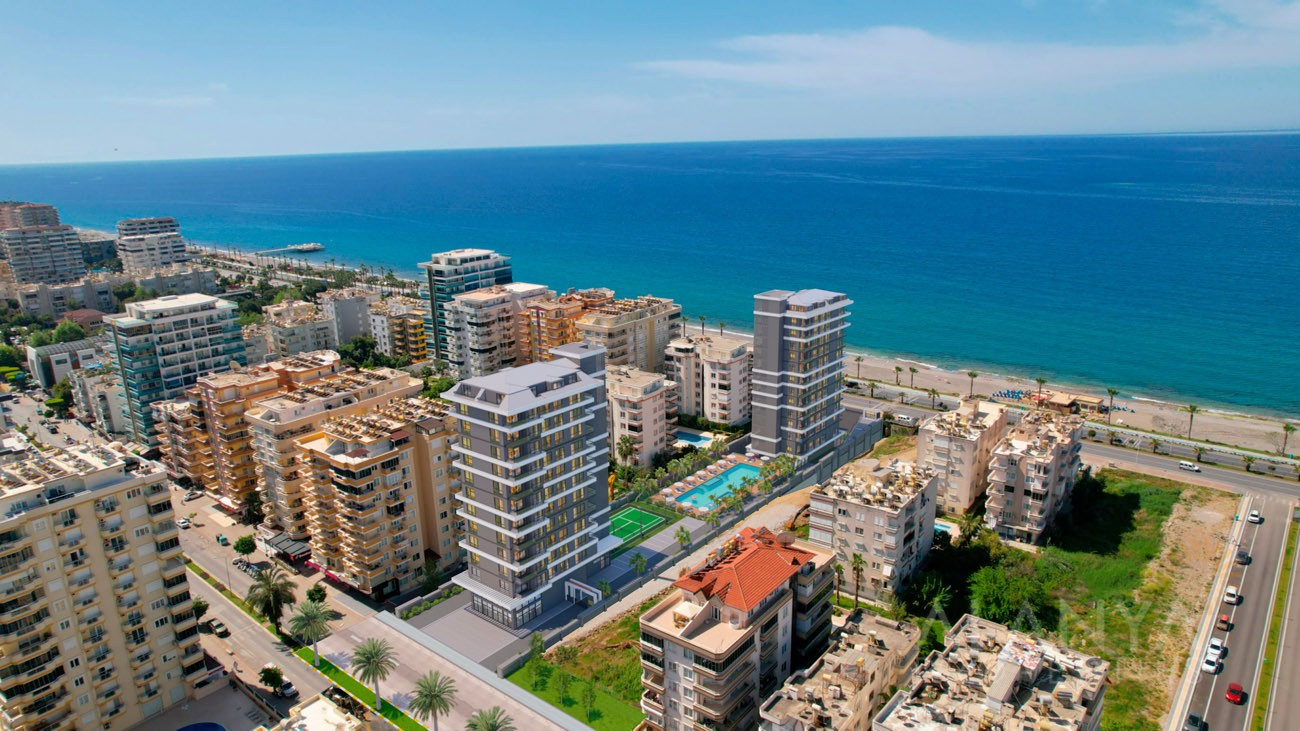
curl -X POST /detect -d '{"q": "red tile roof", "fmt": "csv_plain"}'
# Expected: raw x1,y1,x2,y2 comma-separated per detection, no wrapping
674,527,816,612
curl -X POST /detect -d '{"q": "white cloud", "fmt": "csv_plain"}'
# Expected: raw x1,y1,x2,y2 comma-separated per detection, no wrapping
639,2,1300,99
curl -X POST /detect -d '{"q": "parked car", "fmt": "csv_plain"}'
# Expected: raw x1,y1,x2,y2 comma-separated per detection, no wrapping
1224,585,1241,605
276,680,299,699
1216,613,1232,631
208,619,229,637
176,518,191,529
1226,682,1245,705
183,491,203,502
1248,509,1263,524
1206,636,1225,662
1200,654,1219,674
1236,549,1251,565
1182,712,1204,730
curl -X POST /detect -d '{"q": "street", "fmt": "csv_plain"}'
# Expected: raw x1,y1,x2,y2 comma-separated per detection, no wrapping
1264,523,1300,729
1081,442,1300,501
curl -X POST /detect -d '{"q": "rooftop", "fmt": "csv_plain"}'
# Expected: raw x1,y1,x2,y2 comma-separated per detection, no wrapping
369,295,424,316
265,300,331,327
921,401,1006,440
875,614,1109,731
667,332,752,359
447,357,594,414
124,292,224,315
996,411,1085,459
319,287,378,302
0,443,165,520
578,295,679,325
248,367,416,423
607,365,673,396
451,282,550,304
27,336,104,358
814,459,936,511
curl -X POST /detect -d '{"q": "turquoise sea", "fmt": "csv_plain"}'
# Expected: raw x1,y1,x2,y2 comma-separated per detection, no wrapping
2,134,1297,415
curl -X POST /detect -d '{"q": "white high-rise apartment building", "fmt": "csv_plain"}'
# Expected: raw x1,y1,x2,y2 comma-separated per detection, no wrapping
0,444,203,729
985,412,1085,544
916,400,1008,515
116,217,180,238
264,300,339,358
751,289,852,459
104,294,246,446
419,249,513,363
577,295,681,373
443,282,552,379
117,233,191,276
0,226,85,284
319,288,379,346
664,332,753,426
607,366,678,468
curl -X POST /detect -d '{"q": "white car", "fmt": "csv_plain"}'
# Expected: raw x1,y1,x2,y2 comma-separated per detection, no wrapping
1248,510,1262,524
176,518,191,529
1205,636,1225,662
1200,654,1219,674
1224,585,1241,605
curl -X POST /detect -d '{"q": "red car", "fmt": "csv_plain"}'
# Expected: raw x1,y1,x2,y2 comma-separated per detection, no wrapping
1226,682,1245,705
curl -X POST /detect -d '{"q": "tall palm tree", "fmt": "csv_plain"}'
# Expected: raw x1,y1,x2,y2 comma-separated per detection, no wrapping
717,321,725,335
352,638,397,711
704,511,722,530
1193,446,1206,463
966,371,978,398
616,435,637,466
697,314,706,334
245,565,297,633
410,671,457,731
956,512,984,546
893,366,902,385
908,366,918,388
466,706,517,731
1243,455,1256,473
927,388,940,408
630,552,648,576
1183,404,1201,439
287,600,331,667
1150,438,1162,454
1035,377,1047,405
1283,423,1297,455
833,563,844,605
867,380,879,398
1106,388,1119,423
854,355,864,379
850,553,866,609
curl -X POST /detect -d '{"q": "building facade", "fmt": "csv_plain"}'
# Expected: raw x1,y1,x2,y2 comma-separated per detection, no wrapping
419,248,513,363
25,338,104,389
985,412,1085,544
446,342,617,629
319,288,379,346
0,226,85,284
0,201,60,228
368,295,429,362
0,444,203,729
77,230,117,266
577,295,681,373
15,276,118,318
103,294,246,447
117,233,191,276
607,366,678,468
751,289,852,460
664,333,753,427
134,266,219,297
640,527,835,731
264,300,339,358
116,217,180,238
246,366,422,539
808,459,938,603
874,614,1109,731
443,283,551,379
517,288,614,364
70,365,130,438
917,400,1008,516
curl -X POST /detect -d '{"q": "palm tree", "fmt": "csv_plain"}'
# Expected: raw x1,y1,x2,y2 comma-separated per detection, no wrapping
631,552,648,576
1150,438,1162,454
893,366,902,385
697,314,706,334
1193,446,1206,463
287,600,331,667
597,579,612,597
867,380,879,398
927,388,940,408
908,366,918,388
967,371,978,398
1183,404,1201,439
833,563,844,605
1035,377,1047,405
1282,423,1296,455
704,511,722,530
352,638,397,711
466,706,517,731
410,671,457,731
616,435,637,466
1107,388,1119,423
956,512,984,546
850,553,866,609
854,355,864,379
675,526,691,550
1243,455,1256,473
718,321,725,335
245,565,296,633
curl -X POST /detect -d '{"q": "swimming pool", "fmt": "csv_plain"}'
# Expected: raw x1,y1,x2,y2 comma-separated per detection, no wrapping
675,463,761,511
675,430,714,447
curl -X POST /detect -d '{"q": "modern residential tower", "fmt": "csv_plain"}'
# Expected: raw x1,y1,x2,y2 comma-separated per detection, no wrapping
664,332,753,427
419,248,513,364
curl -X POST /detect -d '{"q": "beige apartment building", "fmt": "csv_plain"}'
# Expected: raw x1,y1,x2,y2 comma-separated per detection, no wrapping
874,614,1108,731
517,287,614,363
0,226,85,285
70,365,130,439
664,332,753,427
243,324,272,366
578,295,682,373
761,614,920,731
808,459,938,603
916,400,1008,516
116,217,180,238
0,444,203,730
296,397,459,599
264,300,339,358
319,287,378,346
985,412,1085,544
443,282,552,378
607,366,678,468
640,527,835,731
247,366,422,539
0,202,60,229
368,296,429,362
117,233,190,276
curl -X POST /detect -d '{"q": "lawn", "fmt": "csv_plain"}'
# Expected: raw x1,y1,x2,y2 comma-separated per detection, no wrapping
612,501,681,557
868,433,915,459
507,660,643,731
294,647,427,731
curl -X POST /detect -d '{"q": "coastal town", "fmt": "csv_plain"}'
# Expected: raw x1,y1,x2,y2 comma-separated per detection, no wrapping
0,199,1296,731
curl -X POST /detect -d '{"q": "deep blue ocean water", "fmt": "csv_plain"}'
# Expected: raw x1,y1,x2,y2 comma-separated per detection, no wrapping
2,135,1297,414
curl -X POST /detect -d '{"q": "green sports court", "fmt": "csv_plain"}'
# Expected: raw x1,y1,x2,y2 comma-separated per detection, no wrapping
610,506,666,541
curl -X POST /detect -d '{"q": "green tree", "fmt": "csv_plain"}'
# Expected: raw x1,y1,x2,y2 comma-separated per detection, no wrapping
909,366,918,388
352,637,397,710
306,583,327,603
597,579,612,598
1106,388,1119,423
1183,404,1201,439
52,321,86,343
1243,455,1256,473
233,535,257,558
1193,446,1206,463
967,371,978,398
893,365,902,385
244,565,296,633
616,435,637,466
554,669,573,706
697,314,706,334
528,632,545,690
1283,423,1297,455
956,512,984,547
927,388,940,408
192,598,209,623
867,379,879,398
259,665,283,689
705,511,722,530
288,600,331,667
0,345,19,368
554,645,578,667
833,563,844,605
1150,438,1162,454
26,329,53,348
850,553,866,608
969,565,1052,627
631,552,648,577
854,355,864,379
675,526,692,550
423,376,457,400
581,683,598,723
410,671,457,731
467,706,517,731
1035,377,1047,405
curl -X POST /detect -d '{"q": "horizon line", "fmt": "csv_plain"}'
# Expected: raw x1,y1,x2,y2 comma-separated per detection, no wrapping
4,126,1300,169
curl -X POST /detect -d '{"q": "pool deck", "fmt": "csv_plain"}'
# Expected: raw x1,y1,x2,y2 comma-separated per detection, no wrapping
657,454,764,513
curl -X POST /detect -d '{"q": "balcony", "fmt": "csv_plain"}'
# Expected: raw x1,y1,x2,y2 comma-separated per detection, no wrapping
641,690,665,713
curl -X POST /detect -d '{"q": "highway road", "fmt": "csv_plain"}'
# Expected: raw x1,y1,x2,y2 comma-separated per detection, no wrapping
189,574,329,717
1080,443,1300,501
1264,522,1300,730
1182,496,1291,731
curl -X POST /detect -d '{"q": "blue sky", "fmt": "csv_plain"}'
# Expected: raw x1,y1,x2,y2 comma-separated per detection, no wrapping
3,0,1299,163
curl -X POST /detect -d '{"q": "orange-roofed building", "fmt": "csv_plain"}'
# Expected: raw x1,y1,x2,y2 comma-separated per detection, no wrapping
639,526,834,731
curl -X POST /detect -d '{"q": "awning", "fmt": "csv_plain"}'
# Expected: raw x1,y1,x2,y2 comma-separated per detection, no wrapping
214,496,240,513
264,533,311,560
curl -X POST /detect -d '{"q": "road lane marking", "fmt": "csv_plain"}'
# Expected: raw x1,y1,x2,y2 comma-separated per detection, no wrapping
1198,497,1263,720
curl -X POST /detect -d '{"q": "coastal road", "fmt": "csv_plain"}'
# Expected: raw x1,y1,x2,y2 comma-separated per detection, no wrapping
1264,523,1300,729
1182,496,1291,731
1081,443,1300,501
189,573,329,717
